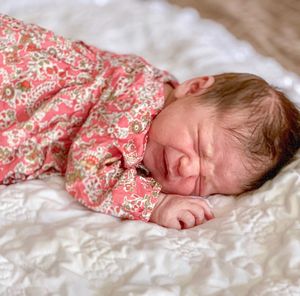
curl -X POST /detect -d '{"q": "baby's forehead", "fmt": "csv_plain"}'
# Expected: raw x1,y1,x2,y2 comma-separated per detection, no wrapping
217,113,272,175
209,129,261,194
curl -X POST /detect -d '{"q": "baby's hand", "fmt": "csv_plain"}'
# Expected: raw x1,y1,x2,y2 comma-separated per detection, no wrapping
149,193,214,230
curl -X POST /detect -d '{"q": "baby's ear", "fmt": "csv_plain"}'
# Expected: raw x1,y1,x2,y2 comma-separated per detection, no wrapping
188,76,215,95
175,76,215,98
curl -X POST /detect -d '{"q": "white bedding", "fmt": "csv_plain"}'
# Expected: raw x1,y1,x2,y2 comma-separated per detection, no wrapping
0,0,300,295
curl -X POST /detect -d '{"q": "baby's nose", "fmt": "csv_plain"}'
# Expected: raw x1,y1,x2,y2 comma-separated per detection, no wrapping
178,155,199,178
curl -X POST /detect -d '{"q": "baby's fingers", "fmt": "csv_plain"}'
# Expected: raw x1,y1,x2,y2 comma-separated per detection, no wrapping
190,198,215,221
177,211,196,229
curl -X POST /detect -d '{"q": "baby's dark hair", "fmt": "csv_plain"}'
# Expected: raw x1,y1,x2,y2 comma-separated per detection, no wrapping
199,72,300,191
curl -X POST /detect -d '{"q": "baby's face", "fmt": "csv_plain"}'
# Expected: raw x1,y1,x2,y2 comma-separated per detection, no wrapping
143,86,251,197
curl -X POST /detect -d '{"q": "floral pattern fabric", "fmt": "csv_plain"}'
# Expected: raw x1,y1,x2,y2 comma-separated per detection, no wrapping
0,14,177,221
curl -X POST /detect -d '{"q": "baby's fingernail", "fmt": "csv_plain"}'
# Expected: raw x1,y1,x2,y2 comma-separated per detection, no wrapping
208,212,215,220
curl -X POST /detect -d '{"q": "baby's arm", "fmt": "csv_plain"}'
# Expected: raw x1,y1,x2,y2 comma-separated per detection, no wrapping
66,143,161,222
65,103,162,222
150,193,214,229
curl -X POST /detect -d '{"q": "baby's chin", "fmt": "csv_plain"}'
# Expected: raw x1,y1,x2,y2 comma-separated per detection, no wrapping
144,167,172,194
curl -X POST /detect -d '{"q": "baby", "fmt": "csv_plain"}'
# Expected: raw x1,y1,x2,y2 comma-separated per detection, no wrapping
1,15,300,229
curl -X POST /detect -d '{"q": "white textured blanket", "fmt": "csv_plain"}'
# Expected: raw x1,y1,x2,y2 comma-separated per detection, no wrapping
0,0,300,295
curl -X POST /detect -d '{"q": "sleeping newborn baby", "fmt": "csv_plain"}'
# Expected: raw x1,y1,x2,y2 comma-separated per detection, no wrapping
1,14,299,229
145,73,300,228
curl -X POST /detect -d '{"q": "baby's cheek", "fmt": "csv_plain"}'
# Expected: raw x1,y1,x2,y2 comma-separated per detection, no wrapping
161,178,196,196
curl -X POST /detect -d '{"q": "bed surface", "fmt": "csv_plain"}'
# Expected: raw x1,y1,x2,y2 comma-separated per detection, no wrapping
0,0,300,295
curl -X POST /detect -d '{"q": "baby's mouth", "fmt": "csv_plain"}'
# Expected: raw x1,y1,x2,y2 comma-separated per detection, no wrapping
163,148,169,178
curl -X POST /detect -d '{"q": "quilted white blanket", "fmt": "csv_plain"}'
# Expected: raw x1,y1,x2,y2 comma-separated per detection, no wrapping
1,0,300,295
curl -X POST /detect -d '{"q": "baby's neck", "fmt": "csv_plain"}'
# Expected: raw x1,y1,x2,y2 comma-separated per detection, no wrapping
163,83,175,107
